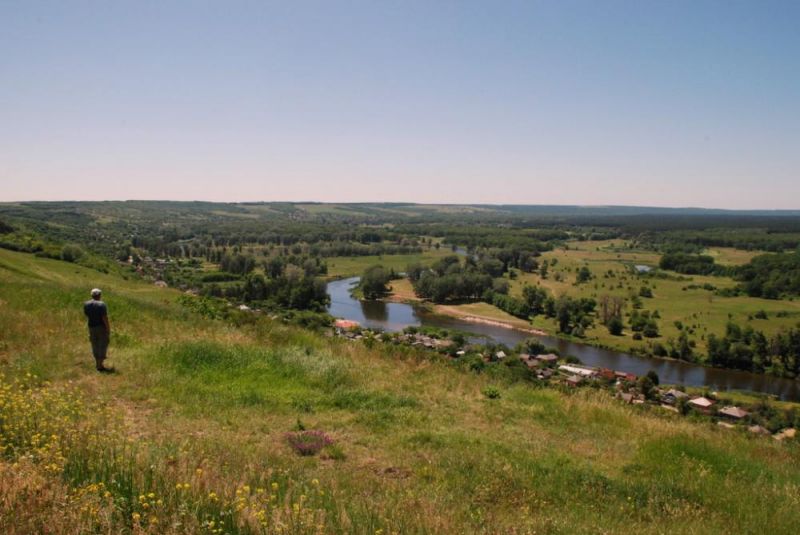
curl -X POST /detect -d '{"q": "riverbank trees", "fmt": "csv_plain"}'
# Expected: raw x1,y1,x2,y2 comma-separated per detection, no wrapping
736,251,800,298
359,265,394,299
707,322,800,376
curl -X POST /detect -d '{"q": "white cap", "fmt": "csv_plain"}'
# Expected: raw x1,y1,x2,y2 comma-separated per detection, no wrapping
91,288,102,298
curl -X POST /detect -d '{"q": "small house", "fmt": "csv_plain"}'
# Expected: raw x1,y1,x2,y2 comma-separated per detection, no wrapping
614,371,637,382
617,392,634,404
495,351,507,360
565,375,583,387
522,358,541,369
718,406,749,420
537,368,554,380
558,364,597,377
535,354,559,365
661,389,689,406
598,368,616,380
688,397,716,414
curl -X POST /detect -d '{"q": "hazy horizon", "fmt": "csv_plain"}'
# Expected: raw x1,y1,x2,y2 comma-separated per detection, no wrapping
2,1,799,209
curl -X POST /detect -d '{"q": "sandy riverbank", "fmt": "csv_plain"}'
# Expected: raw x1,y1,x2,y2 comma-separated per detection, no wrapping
385,279,548,336
434,305,548,336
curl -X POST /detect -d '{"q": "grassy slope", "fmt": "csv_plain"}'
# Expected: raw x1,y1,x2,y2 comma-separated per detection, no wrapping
1,248,799,534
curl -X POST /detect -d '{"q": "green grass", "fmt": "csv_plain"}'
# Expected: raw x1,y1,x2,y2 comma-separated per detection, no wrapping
1,247,799,534
505,239,800,356
325,248,452,278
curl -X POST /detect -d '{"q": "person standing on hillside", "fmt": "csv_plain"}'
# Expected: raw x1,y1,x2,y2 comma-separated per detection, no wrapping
84,288,112,372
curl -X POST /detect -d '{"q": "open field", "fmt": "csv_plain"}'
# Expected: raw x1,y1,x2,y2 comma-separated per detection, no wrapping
705,247,761,266
2,247,799,534
497,240,800,356
325,249,452,279
387,277,418,302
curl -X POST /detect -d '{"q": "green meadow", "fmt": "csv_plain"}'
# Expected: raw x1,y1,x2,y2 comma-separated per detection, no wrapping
1,247,799,534
325,248,452,279
502,240,800,356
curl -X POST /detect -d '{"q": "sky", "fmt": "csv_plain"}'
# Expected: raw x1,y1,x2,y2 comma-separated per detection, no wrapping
1,1,798,209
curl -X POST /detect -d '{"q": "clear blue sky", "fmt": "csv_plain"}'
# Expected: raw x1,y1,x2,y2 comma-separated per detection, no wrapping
1,1,798,208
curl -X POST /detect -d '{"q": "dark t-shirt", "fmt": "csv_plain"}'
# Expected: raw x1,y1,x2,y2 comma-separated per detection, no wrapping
84,300,108,328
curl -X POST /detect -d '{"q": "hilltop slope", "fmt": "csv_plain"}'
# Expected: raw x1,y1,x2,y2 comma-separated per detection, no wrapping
0,248,798,534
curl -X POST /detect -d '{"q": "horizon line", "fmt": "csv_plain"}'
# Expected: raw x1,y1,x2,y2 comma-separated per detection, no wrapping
2,199,800,213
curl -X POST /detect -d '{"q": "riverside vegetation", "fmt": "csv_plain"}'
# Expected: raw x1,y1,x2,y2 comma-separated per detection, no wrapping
3,201,800,379
1,240,800,533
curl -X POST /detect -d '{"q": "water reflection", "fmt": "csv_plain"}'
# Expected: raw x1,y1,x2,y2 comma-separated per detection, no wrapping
328,277,800,400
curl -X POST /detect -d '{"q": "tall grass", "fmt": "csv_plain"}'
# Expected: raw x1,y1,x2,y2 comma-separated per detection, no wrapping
0,374,334,534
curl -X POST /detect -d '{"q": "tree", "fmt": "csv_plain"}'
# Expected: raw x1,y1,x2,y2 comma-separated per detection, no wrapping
646,370,660,386
539,261,549,279
608,316,624,336
576,266,592,284
360,265,391,299
675,331,694,361
60,244,85,263
598,295,625,325
522,285,549,316
638,375,657,400
643,320,660,338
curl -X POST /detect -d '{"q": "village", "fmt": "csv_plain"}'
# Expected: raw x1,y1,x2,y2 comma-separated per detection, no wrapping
333,319,798,442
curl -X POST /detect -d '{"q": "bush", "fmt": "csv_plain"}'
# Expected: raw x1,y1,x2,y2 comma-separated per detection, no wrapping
200,271,241,282
652,342,668,357
608,316,624,336
60,244,85,263
285,430,334,456
482,386,501,399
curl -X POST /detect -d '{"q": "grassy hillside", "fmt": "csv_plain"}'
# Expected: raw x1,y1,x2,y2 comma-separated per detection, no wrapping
1,248,799,534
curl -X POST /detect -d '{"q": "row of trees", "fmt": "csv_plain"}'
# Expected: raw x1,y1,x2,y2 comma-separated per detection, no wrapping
487,284,597,336
201,262,329,311
408,255,497,303
659,252,720,275
736,250,800,299
707,322,800,376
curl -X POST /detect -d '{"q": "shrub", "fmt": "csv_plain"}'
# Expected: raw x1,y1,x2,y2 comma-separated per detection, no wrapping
482,386,501,399
60,244,85,263
285,430,334,456
608,316,624,336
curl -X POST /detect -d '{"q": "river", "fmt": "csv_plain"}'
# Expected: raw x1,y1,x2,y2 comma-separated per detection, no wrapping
328,277,800,401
